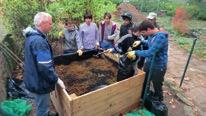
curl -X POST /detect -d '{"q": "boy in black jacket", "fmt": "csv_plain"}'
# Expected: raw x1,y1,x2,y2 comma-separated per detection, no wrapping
119,12,133,38
108,24,144,81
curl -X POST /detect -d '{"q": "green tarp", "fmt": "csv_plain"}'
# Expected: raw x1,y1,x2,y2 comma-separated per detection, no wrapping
0,99,32,116
125,108,155,116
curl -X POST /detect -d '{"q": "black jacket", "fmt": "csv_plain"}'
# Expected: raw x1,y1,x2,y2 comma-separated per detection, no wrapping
119,22,133,38
115,34,143,55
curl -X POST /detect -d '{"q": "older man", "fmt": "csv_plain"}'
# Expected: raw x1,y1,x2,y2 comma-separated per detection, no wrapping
23,12,65,116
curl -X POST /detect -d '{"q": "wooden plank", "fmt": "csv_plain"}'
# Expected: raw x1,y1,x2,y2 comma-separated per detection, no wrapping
51,85,72,116
71,71,145,116
72,85,142,116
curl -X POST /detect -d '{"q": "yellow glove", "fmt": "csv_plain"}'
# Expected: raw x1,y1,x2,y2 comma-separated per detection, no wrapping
58,31,64,37
132,41,141,48
127,51,136,60
77,49,83,56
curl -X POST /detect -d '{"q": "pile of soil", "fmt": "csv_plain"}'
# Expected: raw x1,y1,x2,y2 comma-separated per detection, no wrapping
55,57,118,96
113,3,145,23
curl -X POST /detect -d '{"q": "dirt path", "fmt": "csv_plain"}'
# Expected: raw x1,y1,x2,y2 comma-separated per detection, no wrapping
164,38,206,116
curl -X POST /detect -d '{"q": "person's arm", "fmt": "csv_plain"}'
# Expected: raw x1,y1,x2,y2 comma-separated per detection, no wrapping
139,35,149,47
99,22,103,41
94,23,100,46
119,25,123,38
79,24,84,42
32,37,58,84
75,30,83,50
114,34,130,53
135,34,167,57
108,24,118,40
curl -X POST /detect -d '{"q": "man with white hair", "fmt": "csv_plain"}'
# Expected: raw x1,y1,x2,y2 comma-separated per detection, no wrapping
23,12,65,116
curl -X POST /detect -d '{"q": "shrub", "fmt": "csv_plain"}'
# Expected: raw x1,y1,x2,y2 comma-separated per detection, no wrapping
111,0,123,5
0,0,116,54
0,0,41,55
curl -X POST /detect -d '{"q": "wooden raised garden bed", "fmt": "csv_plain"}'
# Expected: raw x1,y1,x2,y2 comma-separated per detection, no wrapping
50,51,145,116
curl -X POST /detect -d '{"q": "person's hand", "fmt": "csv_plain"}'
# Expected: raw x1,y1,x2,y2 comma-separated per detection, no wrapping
127,47,133,52
108,35,114,40
77,49,83,56
58,31,64,38
132,41,141,48
127,51,136,60
96,42,100,49
105,48,114,53
57,78,66,89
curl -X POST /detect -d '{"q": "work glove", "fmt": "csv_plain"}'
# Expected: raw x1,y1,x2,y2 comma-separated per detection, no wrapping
58,31,64,38
57,78,66,89
96,42,100,49
127,51,136,60
106,48,114,53
132,41,141,48
77,49,83,56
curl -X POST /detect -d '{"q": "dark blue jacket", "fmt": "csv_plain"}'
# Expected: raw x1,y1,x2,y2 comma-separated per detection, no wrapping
23,27,58,94
135,32,168,69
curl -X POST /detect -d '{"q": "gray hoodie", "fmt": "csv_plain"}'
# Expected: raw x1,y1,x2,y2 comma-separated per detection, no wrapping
63,28,83,52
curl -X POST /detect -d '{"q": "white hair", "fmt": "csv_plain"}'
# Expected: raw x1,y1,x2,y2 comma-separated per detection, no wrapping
33,12,52,27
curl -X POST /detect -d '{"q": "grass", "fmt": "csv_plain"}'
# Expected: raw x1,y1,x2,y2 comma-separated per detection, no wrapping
0,16,6,42
158,16,206,60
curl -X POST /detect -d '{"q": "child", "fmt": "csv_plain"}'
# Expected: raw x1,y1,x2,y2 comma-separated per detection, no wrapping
119,12,133,38
59,19,83,56
79,12,100,50
99,12,118,49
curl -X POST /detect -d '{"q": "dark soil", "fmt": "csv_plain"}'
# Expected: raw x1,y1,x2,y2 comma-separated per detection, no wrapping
55,57,118,96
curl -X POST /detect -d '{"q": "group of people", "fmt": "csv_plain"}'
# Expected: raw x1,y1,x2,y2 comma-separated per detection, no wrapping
23,11,168,116
59,12,118,55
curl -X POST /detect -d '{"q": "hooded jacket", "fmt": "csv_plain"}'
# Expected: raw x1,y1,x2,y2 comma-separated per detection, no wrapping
135,32,168,69
115,34,143,55
119,22,133,38
23,27,58,94
63,27,83,52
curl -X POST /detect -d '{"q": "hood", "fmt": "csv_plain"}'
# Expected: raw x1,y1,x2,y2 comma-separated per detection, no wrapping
22,26,42,37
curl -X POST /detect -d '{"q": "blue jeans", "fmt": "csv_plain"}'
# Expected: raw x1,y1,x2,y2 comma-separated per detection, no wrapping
100,40,113,50
34,93,50,116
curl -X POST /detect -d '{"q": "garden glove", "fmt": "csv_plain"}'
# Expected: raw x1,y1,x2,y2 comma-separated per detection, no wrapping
58,31,64,37
106,48,114,53
96,42,100,49
132,41,141,48
127,51,136,60
77,49,83,56
57,78,66,89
